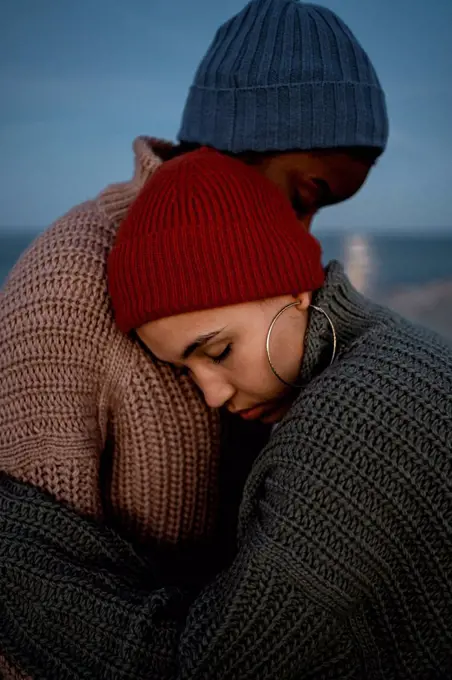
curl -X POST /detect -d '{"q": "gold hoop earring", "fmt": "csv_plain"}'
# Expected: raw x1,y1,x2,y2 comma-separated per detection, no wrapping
265,302,337,389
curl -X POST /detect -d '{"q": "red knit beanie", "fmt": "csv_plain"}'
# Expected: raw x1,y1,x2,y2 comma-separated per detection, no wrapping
108,147,324,334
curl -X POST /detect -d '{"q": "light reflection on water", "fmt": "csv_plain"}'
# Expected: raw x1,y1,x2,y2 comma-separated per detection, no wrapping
319,231,452,340
343,233,375,296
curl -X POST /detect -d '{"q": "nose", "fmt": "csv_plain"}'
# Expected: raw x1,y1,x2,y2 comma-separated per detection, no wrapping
193,370,235,409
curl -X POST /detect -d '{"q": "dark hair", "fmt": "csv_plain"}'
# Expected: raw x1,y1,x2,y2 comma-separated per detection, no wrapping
172,142,381,166
169,142,202,158
339,146,382,164
239,145,381,166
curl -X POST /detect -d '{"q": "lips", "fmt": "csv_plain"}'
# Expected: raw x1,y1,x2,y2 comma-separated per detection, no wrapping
237,404,269,421
236,401,280,421
234,397,292,423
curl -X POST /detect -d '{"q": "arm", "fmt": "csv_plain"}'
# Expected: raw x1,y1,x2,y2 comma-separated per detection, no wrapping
178,538,358,680
0,209,111,519
0,435,362,680
0,474,188,680
177,450,361,679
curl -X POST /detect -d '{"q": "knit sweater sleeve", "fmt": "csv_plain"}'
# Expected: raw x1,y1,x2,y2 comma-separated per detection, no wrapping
0,473,186,680
178,531,360,679
0,203,117,519
0,430,363,680
176,433,363,680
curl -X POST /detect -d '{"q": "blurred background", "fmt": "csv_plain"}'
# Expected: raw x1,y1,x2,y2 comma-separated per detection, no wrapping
1,0,451,337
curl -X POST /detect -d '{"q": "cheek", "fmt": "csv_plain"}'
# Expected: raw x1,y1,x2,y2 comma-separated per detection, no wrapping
232,340,295,401
228,342,275,395
266,318,305,383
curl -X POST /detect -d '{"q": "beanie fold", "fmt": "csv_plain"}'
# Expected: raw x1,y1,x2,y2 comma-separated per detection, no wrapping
109,218,325,334
178,81,388,154
177,0,389,154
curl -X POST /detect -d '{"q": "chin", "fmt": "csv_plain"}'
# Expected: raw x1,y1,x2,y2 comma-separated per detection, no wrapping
261,402,292,424
261,413,282,425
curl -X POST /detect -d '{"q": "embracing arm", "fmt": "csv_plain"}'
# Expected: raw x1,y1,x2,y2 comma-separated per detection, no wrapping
177,523,359,679
0,206,116,520
176,436,362,679
0,430,363,680
0,474,186,680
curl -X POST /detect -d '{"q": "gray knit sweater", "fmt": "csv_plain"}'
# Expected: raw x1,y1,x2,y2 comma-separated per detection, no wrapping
1,261,452,679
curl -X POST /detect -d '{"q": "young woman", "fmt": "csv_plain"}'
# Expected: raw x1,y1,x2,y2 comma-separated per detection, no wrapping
1,147,451,680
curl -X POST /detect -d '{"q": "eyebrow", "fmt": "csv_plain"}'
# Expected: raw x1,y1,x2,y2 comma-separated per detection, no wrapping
181,328,226,360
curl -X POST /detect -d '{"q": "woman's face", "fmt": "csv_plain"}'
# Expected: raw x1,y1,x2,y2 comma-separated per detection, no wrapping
138,293,311,424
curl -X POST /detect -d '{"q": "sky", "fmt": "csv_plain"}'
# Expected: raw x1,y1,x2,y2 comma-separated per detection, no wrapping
0,0,451,232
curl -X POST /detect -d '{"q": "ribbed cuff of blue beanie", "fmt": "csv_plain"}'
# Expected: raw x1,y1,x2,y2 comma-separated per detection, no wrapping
178,81,388,153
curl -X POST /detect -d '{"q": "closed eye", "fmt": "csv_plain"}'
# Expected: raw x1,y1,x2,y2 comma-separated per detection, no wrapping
210,343,232,364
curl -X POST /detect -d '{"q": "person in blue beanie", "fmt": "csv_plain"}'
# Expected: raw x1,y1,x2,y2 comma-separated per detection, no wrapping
177,0,388,232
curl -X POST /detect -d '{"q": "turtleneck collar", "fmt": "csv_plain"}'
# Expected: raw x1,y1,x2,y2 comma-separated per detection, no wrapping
299,260,381,385
97,136,178,229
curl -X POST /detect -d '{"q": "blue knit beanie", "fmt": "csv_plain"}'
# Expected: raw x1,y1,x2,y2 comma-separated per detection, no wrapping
178,0,388,153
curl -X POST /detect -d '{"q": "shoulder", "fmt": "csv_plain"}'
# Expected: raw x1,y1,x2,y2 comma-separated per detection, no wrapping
4,198,114,290
0,197,130,387
247,314,452,484
238,316,452,578
1,196,116,320
334,312,452,400
306,315,448,414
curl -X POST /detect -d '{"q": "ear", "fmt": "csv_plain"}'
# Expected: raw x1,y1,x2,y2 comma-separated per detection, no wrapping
294,291,312,311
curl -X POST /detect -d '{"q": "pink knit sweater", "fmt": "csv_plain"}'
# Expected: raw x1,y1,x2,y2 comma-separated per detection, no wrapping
0,137,222,546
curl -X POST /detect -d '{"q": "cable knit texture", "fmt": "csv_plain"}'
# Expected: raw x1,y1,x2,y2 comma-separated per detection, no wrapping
1,262,451,679
0,137,222,546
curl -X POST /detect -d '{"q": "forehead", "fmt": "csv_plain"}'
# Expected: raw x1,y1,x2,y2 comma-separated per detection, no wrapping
143,307,224,339
137,298,277,355
138,303,248,348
